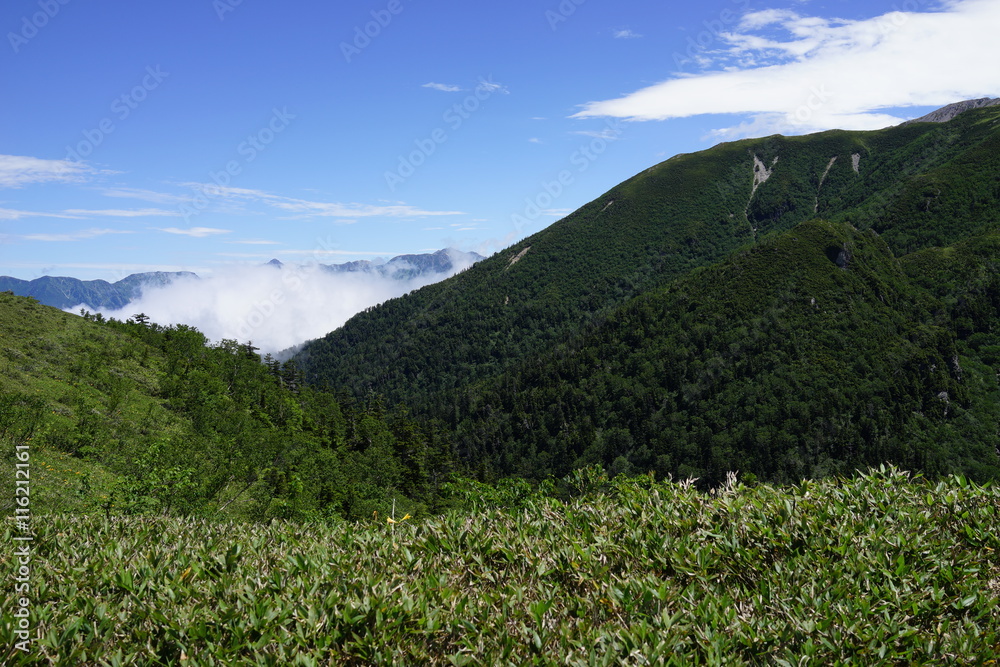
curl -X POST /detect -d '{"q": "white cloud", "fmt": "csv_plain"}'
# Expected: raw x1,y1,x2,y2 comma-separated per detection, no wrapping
573,128,625,141
100,187,191,205
613,29,641,39
737,9,804,31
10,261,204,275
267,197,464,219
276,249,403,257
0,208,79,221
528,137,542,144
0,155,91,188
216,252,275,259
542,208,573,218
228,239,281,245
422,82,462,92
181,183,276,200
476,77,509,95
177,183,464,220
63,208,180,217
21,228,133,242
92,256,480,353
158,227,232,238
573,0,1000,137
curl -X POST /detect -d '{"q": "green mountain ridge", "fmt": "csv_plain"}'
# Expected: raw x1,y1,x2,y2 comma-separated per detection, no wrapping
296,106,1000,484
0,293,457,521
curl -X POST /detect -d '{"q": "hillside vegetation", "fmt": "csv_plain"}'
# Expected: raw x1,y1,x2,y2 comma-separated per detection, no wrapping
2,468,997,665
0,292,457,522
450,220,1000,484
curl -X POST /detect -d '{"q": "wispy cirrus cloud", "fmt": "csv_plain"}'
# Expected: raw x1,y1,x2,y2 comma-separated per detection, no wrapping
422,82,462,92
0,208,80,221
7,261,204,274
63,208,181,218
476,78,509,95
573,128,624,141
176,183,465,220
269,197,464,219
158,227,232,238
0,154,92,188
100,187,193,205
2,206,180,220
574,0,1000,137
275,248,403,257
20,228,133,242
181,184,276,200
613,28,641,39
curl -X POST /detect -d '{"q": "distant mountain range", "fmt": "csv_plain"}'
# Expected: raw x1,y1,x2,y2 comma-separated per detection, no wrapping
317,248,483,280
0,248,483,312
0,272,196,311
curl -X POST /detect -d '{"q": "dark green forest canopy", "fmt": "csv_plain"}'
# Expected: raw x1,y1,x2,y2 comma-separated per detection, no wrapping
452,220,1000,485
296,107,1000,485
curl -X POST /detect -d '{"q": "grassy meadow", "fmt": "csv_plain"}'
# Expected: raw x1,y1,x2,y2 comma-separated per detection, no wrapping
3,468,998,665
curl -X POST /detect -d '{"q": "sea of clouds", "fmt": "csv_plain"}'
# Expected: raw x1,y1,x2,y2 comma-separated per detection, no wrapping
87,252,478,355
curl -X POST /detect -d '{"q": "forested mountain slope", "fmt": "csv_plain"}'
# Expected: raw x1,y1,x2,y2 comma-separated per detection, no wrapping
297,107,1000,419
450,220,1000,484
0,293,457,520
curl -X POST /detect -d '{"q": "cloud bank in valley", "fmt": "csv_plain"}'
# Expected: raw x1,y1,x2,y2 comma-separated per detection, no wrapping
91,252,479,355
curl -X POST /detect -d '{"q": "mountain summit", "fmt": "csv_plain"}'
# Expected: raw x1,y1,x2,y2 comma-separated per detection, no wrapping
902,97,1000,125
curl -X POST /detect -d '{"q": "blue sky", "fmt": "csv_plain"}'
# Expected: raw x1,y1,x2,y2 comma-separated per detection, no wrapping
2,0,999,282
